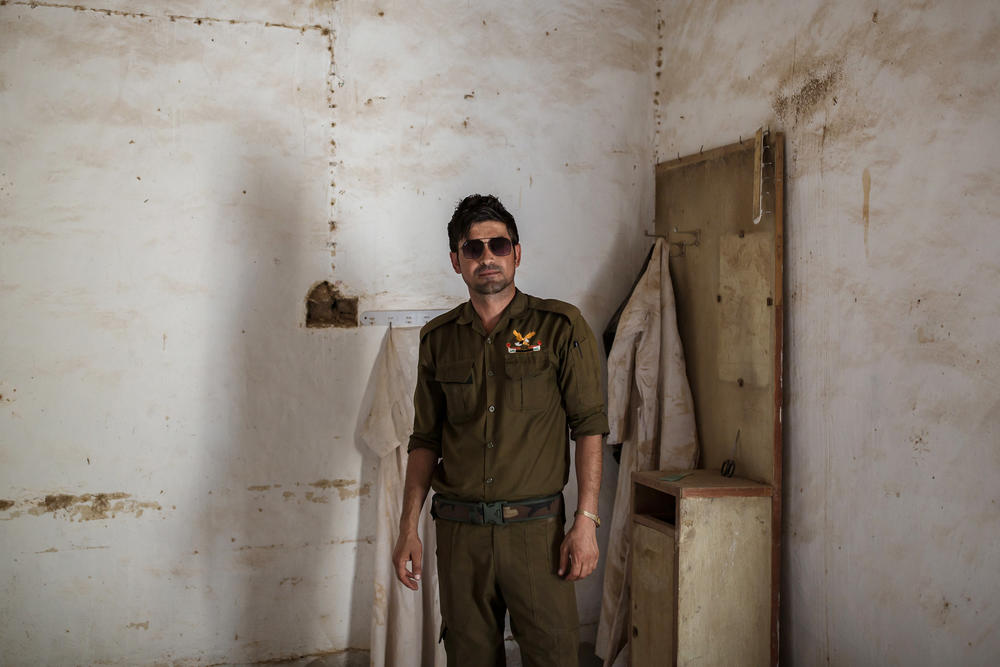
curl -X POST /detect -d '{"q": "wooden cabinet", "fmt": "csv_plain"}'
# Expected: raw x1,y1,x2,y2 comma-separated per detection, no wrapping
632,130,784,665
632,471,773,666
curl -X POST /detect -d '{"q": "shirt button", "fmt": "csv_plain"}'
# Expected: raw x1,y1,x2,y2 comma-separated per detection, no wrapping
486,477,494,484
487,370,495,377
488,405,495,413
486,337,492,344
486,441,495,449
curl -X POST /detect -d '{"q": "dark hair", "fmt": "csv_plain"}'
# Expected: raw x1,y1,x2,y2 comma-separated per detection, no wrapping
447,194,519,252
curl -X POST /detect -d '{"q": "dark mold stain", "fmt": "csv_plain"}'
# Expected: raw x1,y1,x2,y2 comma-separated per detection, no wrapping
0,500,15,511
305,281,358,328
774,65,842,122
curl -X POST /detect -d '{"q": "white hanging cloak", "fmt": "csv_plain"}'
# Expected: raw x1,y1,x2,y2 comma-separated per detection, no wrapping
359,326,446,667
594,238,699,666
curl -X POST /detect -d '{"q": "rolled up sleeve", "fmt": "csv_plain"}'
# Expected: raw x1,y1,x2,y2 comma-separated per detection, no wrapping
407,336,444,456
559,314,610,441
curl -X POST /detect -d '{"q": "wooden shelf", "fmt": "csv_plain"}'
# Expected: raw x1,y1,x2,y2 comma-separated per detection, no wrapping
632,513,676,537
633,469,774,499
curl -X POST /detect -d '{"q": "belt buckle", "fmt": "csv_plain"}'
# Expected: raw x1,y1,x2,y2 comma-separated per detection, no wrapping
478,501,505,526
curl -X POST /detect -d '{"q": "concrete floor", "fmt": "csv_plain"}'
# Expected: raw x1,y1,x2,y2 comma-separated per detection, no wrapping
228,641,604,666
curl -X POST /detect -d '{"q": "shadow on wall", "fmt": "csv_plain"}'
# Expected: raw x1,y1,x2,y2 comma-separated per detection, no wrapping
188,137,347,663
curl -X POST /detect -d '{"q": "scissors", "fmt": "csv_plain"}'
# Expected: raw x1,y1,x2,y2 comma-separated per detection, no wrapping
721,429,740,478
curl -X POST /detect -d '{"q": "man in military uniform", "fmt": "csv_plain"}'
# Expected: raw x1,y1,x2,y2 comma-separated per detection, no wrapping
392,194,609,666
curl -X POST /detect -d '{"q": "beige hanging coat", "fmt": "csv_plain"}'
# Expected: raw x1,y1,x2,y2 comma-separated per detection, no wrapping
595,238,699,666
359,326,446,667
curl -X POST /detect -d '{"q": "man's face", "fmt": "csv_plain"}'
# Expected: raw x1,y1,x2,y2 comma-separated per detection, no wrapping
450,220,521,296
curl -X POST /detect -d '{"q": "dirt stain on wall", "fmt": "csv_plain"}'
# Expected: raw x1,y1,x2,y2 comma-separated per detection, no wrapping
311,478,371,500
304,491,328,504
8,492,164,521
862,168,871,256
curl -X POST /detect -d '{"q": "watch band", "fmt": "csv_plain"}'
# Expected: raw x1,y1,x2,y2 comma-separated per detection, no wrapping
575,509,601,528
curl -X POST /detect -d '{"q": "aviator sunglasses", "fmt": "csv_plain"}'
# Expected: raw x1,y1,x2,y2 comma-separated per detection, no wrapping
460,236,514,260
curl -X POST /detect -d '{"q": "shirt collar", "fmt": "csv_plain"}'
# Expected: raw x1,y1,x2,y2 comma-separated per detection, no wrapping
456,288,528,334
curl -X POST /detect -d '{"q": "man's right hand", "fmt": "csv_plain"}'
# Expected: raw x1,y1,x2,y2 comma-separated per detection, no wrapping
392,530,423,590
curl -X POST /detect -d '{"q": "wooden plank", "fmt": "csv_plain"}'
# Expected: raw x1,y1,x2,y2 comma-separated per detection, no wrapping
655,139,780,487
633,469,773,499
656,138,750,173
675,496,771,666
752,128,764,224
648,132,785,666
632,521,677,667
769,132,785,667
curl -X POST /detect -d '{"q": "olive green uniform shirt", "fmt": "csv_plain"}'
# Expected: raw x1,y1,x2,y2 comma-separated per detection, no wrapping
408,290,609,502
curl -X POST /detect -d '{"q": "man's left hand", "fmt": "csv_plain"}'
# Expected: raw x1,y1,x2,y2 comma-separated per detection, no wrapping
558,518,599,580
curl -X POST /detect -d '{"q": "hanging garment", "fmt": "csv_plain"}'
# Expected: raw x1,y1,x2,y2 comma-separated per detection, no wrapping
594,238,699,666
359,326,446,667
602,244,655,357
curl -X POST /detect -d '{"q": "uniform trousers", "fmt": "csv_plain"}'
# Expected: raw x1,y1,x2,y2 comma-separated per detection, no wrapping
435,515,579,667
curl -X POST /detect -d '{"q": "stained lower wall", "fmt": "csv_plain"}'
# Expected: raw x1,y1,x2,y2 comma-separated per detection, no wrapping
655,1,1000,664
0,1,656,664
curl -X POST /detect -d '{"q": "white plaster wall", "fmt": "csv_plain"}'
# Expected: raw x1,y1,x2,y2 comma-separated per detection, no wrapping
655,1,1000,664
0,0,656,664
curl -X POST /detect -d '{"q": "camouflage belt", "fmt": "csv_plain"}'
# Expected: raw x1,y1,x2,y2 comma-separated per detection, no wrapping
431,493,563,526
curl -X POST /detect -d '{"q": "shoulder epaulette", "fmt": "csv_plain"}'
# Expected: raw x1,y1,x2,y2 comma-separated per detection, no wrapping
527,295,581,322
419,304,464,339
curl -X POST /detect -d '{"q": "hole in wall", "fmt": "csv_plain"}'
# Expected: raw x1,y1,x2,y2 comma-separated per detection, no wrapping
305,281,358,328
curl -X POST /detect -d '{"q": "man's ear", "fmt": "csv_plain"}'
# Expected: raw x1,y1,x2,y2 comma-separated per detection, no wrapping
514,244,521,268
450,251,461,274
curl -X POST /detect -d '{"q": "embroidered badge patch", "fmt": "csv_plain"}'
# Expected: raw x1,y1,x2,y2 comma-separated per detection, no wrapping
507,329,542,353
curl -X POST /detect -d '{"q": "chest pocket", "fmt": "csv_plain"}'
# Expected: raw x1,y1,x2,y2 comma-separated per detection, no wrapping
504,353,554,412
435,359,478,424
